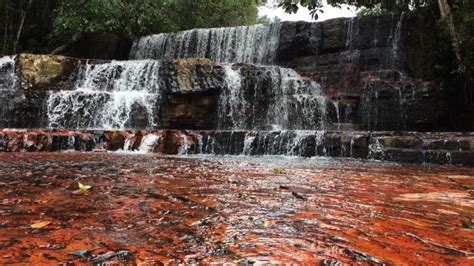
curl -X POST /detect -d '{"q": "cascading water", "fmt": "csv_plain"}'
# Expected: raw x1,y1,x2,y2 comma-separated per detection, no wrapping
175,130,357,157
368,136,385,160
389,12,404,69
219,65,246,129
360,13,408,131
129,23,282,64
47,60,162,130
219,64,334,130
138,134,161,153
0,56,17,89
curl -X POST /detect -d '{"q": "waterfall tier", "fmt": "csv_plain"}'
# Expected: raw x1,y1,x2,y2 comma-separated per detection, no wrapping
2,129,473,166
1,54,337,131
220,65,335,130
47,60,162,130
129,23,282,64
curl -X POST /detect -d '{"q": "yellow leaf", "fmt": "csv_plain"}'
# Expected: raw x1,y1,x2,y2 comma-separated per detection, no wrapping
78,182,92,191
273,167,284,175
264,220,273,227
31,221,51,229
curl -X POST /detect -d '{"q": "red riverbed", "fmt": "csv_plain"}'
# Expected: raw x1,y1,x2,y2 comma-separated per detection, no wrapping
0,152,473,265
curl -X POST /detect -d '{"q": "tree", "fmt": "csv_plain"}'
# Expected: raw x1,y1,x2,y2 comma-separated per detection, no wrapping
13,0,33,53
50,0,261,47
1,0,263,55
1,0,60,54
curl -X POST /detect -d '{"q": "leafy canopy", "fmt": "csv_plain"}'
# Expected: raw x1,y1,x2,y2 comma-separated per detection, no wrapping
278,0,437,19
51,0,262,45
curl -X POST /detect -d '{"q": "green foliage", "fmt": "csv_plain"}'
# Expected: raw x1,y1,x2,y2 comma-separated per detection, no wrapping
279,0,440,19
358,4,390,17
163,0,260,31
451,0,474,75
278,0,324,20
50,0,261,47
1,0,262,54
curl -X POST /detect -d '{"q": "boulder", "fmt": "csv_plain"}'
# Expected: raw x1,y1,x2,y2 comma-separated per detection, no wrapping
18,53,80,91
161,58,225,94
105,132,126,151
163,95,218,130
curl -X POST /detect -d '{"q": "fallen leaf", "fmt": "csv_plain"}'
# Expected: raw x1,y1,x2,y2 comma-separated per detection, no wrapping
78,182,92,192
264,220,273,227
273,167,285,175
31,221,51,229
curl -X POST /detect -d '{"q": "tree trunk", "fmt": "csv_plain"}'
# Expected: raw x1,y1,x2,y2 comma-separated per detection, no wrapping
437,0,462,65
13,0,33,54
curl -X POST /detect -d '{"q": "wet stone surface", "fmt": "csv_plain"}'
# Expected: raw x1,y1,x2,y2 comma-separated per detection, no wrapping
0,153,473,265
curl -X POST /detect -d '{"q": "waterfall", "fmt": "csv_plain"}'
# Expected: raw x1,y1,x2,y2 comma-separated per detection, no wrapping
192,130,332,157
129,23,282,64
219,64,333,130
0,56,17,90
389,13,404,69
47,60,162,130
219,65,246,129
368,136,385,160
242,132,257,155
138,134,161,153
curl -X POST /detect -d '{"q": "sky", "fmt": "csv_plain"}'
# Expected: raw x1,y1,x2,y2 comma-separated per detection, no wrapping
258,0,357,22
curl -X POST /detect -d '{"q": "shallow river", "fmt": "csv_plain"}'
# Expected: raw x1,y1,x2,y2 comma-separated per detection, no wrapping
0,153,473,265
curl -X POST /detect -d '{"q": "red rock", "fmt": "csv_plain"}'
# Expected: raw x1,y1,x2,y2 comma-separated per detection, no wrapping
105,132,127,151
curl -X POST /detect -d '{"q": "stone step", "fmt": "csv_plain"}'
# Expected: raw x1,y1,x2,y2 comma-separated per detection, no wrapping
1,129,473,166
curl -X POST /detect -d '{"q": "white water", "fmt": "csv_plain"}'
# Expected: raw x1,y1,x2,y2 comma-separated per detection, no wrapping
138,134,161,153
219,65,334,130
197,130,330,157
0,55,17,89
390,13,404,69
47,60,162,130
242,133,257,155
130,23,282,64
177,133,191,155
219,65,246,129
368,136,385,159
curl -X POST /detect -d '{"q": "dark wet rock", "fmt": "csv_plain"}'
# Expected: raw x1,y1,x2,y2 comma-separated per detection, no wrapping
65,32,132,60
69,250,92,260
162,130,182,155
451,151,474,166
163,95,218,130
65,181,80,191
0,90,49,128
92,251,133,264
343,249,383,265
275,16,454,131
320,259,343,266
291,191,307,201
